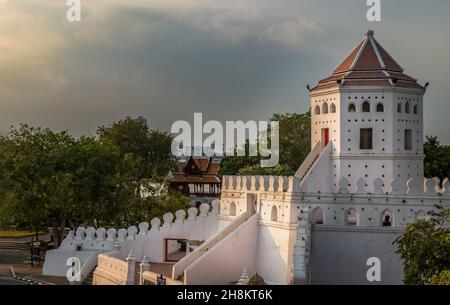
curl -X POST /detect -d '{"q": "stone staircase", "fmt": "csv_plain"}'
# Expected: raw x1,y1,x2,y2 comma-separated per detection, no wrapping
295,141,323,181
171,212,251,282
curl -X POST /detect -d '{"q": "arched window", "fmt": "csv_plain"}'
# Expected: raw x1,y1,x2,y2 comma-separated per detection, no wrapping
271,205,278,222
330,103,336,113
416,210,429,222
405,102,410,113
346,208,358,226
413,105,418,114
315,105,321,115
381,210,393,227
362,101,370,112
348,103,356,113
376,103,384,112
229,202,236,216
397,103,402,113
322,103,329,114
312,207,324,224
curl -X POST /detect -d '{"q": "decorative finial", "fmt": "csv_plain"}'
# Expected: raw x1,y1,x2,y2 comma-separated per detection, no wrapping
366,30,375,37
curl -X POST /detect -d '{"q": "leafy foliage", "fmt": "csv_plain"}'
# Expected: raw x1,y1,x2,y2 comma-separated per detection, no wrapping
424,136,450,181
394,208,450,285
219,111,311,176
0,122,187,245
271,111,311,174
97,119,176,182
238,164,293,176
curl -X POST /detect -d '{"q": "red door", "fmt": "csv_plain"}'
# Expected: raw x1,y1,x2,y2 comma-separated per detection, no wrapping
321,128,329,147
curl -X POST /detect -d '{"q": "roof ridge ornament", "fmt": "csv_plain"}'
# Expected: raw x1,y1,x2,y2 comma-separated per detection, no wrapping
366,30,375,37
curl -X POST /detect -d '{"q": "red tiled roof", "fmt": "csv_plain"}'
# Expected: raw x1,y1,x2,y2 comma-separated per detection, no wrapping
311,31,425,93
353,38,383,71
334,40,365,74
176,157,220,175
373,39,403,72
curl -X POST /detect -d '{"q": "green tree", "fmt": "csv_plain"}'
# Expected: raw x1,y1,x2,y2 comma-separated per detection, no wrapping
97,119,184,226
97,119,176,182
0,123,189,242
0,125,133,244
118,189,189,227
219,151,260,176
394,208,450,285
238,164,293,176
424,136,450,181
64,136,126,229
219,111,311,176
0,125,76,243
271,111,311,174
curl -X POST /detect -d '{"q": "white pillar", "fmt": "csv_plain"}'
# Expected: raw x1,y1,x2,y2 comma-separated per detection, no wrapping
126,250,136,285
293,208,311,285
139,256,150,285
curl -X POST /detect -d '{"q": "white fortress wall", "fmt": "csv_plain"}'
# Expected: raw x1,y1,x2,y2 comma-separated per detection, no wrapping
296,173,450,284
184,213,259,285
44,201,221,280
310,227,404,284
221,175,301,284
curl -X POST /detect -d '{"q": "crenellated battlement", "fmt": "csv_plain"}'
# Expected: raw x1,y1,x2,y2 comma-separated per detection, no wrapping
61,201,220,258
299,175,450,198
222,174,450,198
218,174,450,228
221,175,298,193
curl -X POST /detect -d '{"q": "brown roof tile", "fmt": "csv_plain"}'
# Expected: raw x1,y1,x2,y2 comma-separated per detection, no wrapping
334,40,365,74
373,39,403,72
310,31,425,93
353,39,383,71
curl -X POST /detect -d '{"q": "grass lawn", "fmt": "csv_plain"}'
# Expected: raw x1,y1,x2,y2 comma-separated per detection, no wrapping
0,231,46,238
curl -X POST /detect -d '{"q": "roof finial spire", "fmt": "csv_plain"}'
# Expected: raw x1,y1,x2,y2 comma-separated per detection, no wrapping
366,30,375,37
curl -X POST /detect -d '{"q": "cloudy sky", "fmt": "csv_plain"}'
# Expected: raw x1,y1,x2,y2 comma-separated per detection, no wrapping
1,0,450,143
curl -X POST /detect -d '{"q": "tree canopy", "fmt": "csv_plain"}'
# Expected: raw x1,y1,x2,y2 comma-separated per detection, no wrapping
0,122,187,245
97,118,176,182
394,208,450,285
424,136,450,181
219,111,311,176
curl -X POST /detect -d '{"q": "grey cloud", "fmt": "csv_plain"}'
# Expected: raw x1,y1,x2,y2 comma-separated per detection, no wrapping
1,0,450,143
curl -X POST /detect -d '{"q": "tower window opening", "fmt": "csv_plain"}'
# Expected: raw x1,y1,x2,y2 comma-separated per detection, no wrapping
405,102,410,113
376,103,384,112
330,103,336,113
346,208,358,226
413,105,418,114
405,129,412,150
315,105,321,115
322,102,329,114
312,207,324,224
362,101,370,112
397,103,402,113
382,210,393,227
271,205,278,222
348,103,356,112
360,128,373,150
229,202,237,216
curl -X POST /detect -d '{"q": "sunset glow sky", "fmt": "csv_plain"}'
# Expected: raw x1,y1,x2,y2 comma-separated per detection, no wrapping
1,0,450,143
